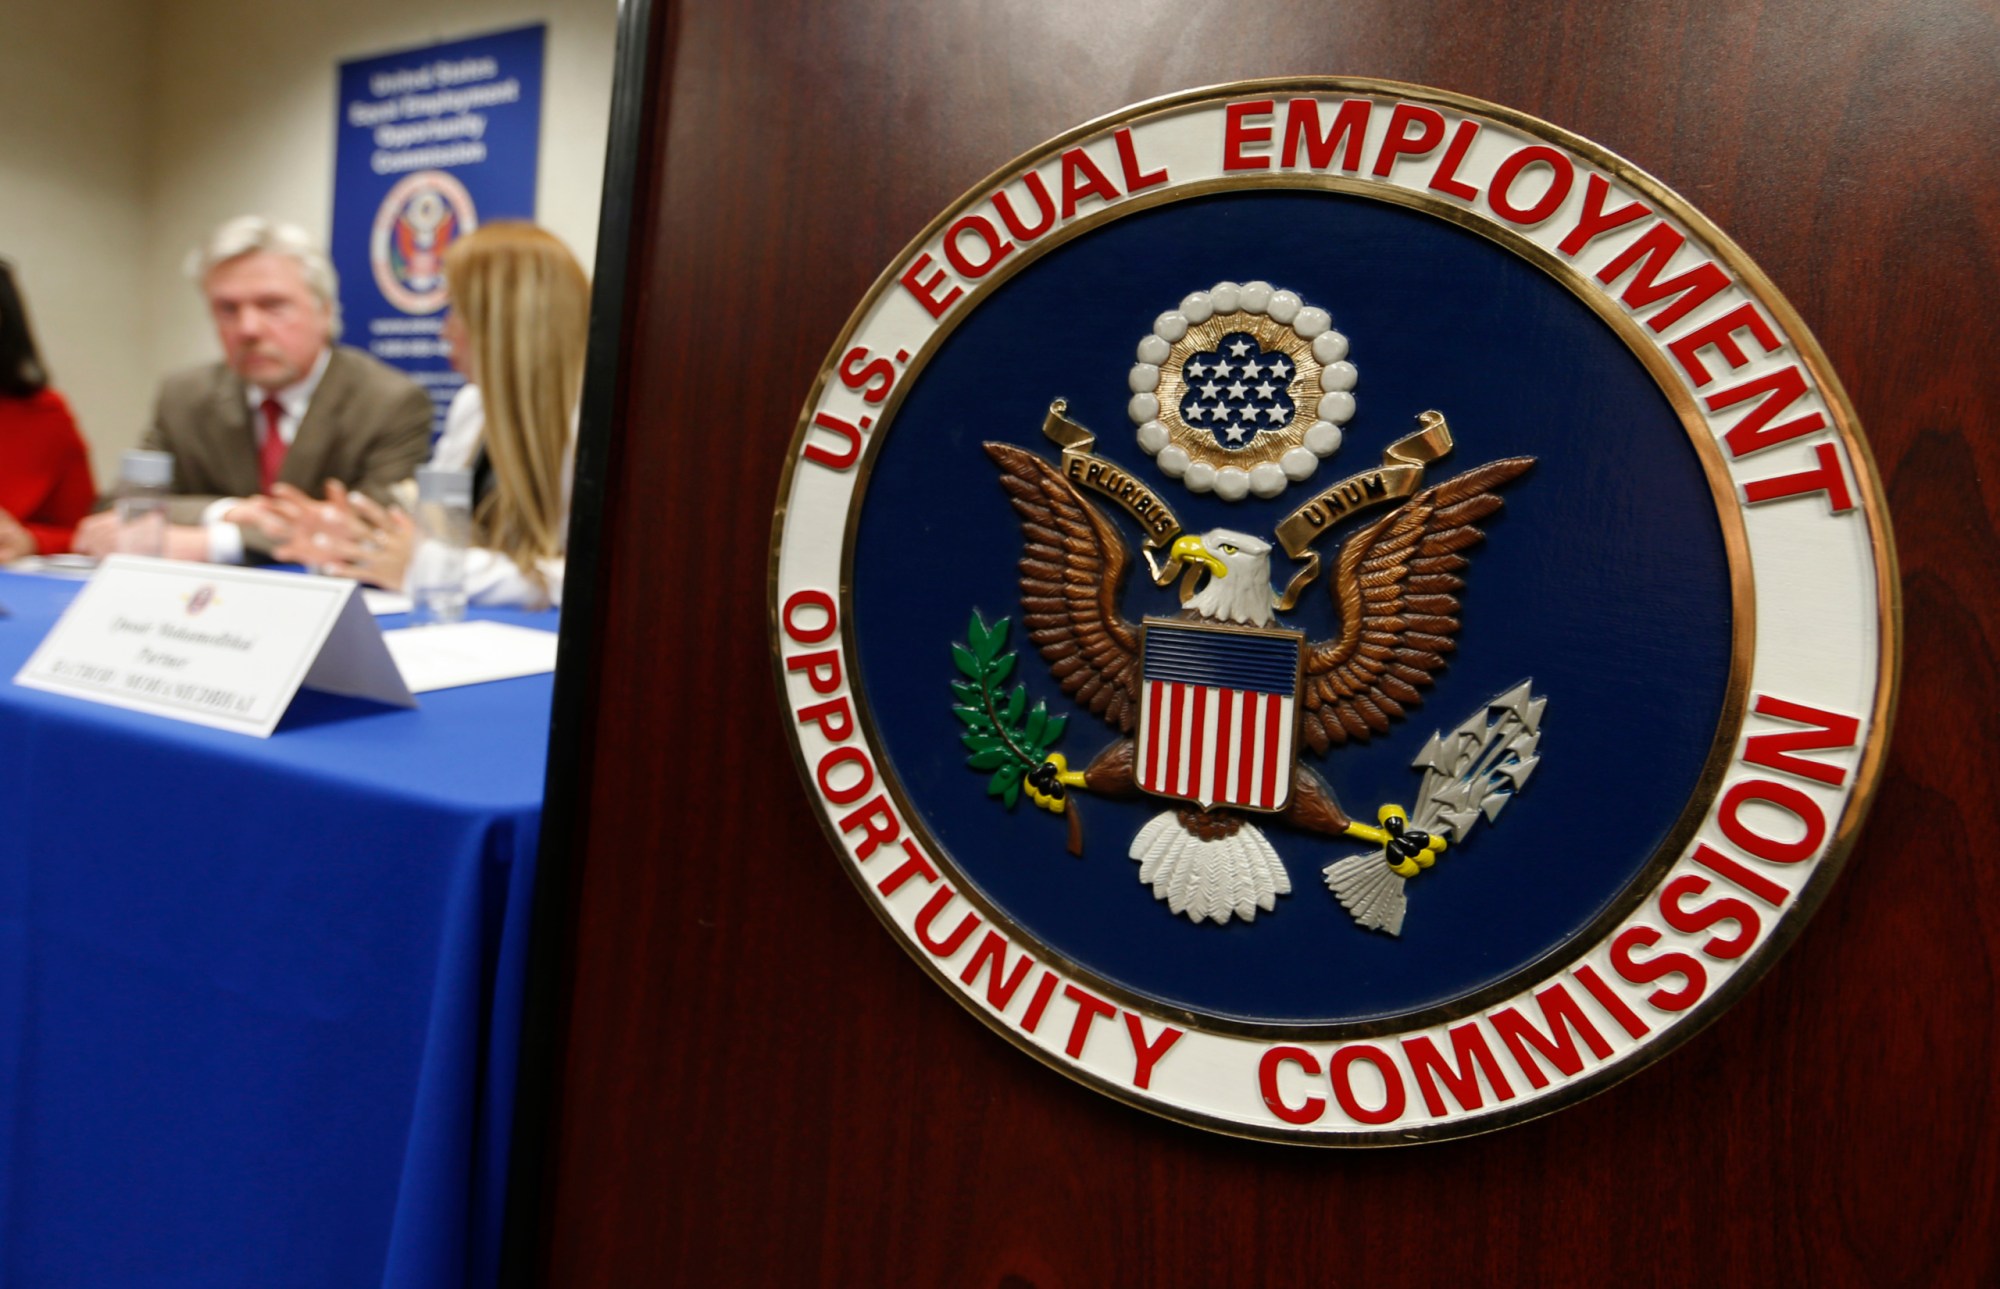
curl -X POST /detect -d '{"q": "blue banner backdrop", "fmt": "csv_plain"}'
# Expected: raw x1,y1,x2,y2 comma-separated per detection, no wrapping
330,24,545,430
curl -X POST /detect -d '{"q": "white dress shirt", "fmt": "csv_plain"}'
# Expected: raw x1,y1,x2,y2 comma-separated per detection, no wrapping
429,382,484,473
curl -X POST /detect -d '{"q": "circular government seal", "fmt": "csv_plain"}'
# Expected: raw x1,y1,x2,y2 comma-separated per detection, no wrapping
769,79,1897,1144
369,169,478,314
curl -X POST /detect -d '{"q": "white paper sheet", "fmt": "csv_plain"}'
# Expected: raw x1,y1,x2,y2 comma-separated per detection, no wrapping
361,589,414,616
3,554,99,579
380,620,559,692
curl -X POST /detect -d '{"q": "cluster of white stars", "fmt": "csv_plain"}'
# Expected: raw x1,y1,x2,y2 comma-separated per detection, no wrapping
1183,400,1289,442
1186,351,1293,384
1129,280,1355,501
1180,337,1296,444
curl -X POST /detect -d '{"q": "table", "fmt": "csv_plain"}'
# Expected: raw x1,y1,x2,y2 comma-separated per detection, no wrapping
0,569,552,1288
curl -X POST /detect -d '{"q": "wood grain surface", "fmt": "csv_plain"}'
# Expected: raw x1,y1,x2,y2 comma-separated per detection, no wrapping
514,1,2000,1283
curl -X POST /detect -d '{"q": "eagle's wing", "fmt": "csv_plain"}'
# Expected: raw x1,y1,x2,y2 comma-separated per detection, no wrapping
985,442,1143,734
1299,457,1534,754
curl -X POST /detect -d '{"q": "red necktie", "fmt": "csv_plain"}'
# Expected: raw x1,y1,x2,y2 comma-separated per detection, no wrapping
258,397,287,493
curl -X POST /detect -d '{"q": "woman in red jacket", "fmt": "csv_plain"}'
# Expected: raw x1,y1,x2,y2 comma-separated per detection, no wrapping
0,261,96,559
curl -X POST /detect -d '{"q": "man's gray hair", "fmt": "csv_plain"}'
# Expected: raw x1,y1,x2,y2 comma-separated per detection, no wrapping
186,216,343,340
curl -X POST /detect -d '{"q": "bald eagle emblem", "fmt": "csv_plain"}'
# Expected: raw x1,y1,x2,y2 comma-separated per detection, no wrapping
967,406,1541,936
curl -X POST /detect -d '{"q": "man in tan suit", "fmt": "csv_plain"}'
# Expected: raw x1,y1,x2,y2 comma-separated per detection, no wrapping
75,217,431,562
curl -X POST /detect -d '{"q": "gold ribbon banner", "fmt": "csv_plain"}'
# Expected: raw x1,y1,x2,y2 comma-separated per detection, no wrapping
1271,410,1455,611
1041,401,1189,585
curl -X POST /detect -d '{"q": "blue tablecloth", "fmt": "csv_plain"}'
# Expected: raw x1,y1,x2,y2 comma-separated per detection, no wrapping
0,570,550,1288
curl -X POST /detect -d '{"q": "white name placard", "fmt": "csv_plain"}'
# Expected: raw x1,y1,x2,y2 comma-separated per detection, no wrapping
13,556,415,737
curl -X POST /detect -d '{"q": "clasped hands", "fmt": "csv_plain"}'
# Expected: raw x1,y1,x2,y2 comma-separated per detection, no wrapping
71,483,415,585
257,482,418,589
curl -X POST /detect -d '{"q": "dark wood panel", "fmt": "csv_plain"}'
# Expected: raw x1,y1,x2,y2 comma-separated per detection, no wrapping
517,1,2000,1283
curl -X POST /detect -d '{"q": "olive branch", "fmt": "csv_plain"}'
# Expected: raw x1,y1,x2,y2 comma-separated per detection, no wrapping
950,610,1066,808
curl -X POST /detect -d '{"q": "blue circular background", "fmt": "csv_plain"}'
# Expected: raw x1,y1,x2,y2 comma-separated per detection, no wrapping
849,190,1732,1026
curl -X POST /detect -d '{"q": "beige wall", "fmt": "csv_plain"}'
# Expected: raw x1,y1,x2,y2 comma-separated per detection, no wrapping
0,0,618,486
0,0,158,489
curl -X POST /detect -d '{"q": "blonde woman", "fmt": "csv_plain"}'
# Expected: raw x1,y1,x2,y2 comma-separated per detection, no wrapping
269,222,588,607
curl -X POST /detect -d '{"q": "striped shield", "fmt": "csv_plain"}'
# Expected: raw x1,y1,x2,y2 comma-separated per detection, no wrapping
1136,618,1304,812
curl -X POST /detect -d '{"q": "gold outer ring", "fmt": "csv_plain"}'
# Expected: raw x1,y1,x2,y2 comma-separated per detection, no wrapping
767,76,1901,1145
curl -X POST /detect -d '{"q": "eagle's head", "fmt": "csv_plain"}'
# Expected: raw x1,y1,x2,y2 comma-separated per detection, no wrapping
1172,528,1279,627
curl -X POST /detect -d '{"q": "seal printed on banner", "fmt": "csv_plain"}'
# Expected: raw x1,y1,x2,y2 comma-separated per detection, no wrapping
770,78,1899,1144
370,169,478,315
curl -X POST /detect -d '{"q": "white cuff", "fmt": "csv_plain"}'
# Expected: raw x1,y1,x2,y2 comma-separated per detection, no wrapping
205,521,246,565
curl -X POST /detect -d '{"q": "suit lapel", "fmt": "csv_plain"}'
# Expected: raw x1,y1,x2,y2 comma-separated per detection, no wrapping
278,349,349,496
211,369,262,498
